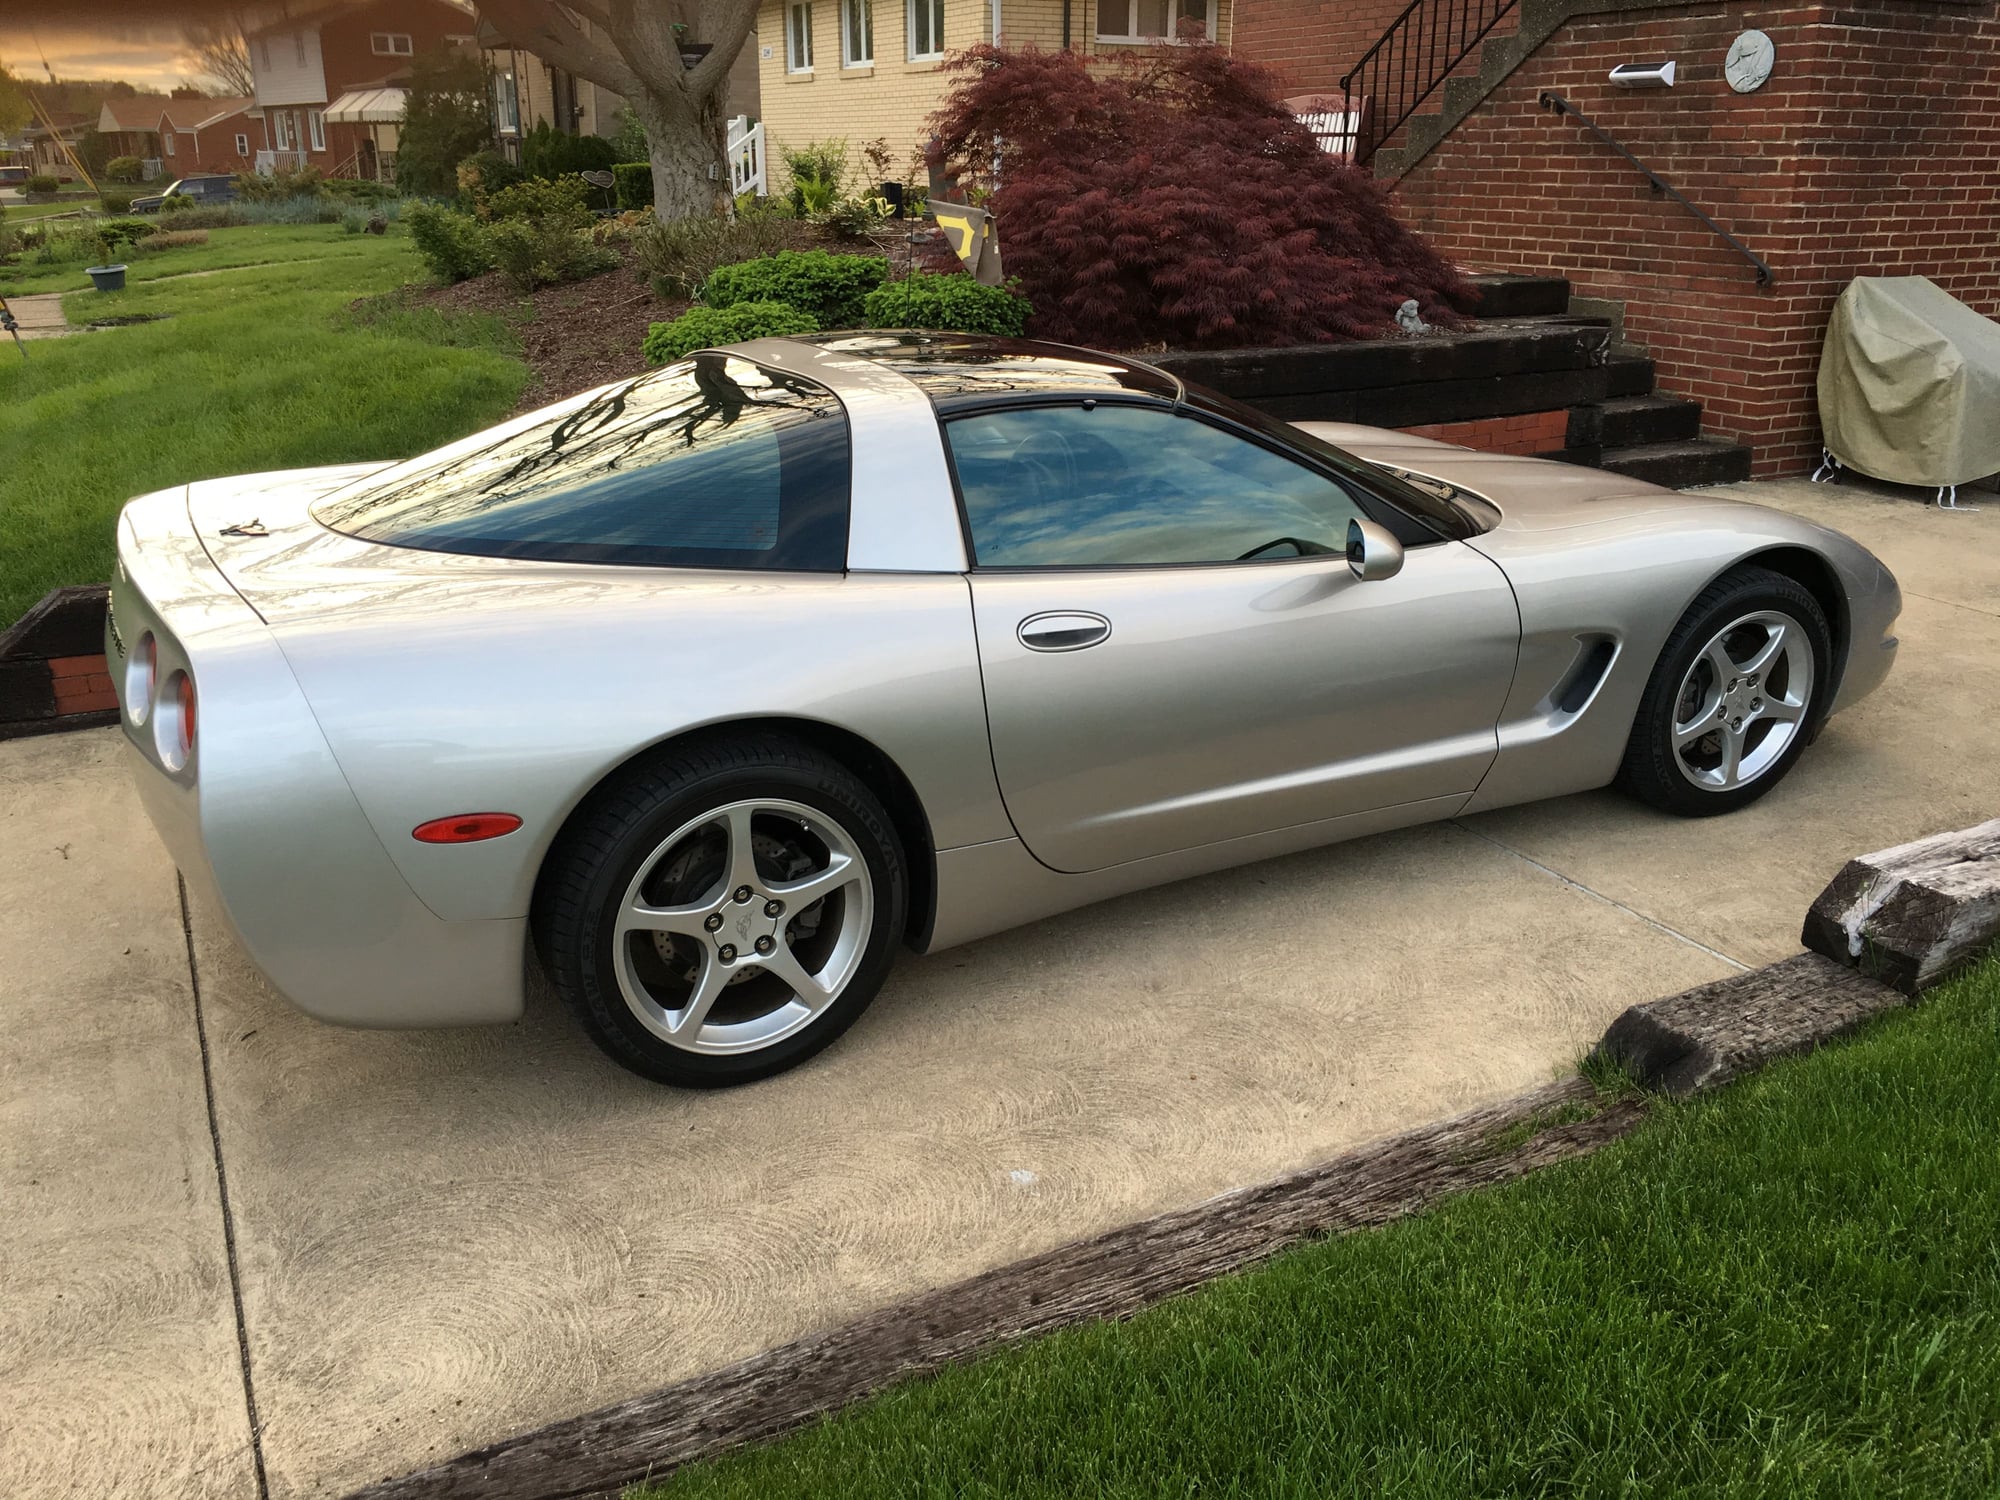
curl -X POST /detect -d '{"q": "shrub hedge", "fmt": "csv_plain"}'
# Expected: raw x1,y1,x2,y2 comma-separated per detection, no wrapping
613,162,654,211
405,202,496,283
643,302,821,363
861,274,1031,336
700,249,885,329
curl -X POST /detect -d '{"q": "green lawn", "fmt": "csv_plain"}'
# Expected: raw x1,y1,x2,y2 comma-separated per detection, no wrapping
641,953,2000,1499
0,223,526,623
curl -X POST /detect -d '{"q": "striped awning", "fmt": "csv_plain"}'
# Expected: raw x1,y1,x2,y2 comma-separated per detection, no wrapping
324,89,406,124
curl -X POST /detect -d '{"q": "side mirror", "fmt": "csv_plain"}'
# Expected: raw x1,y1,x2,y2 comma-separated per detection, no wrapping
1346,517,1405,582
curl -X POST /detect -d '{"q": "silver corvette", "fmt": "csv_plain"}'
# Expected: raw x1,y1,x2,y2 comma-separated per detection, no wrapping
110,334,1900,1085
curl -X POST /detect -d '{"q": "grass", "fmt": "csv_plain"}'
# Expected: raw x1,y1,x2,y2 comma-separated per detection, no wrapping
0,222,525,622
637,953,2000,1499
0,222,391,298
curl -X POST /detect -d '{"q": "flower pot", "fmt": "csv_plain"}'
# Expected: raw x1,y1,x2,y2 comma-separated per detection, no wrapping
85,264,128,292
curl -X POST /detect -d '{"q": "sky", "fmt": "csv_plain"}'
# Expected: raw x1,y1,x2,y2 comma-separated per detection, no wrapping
0,3,246,95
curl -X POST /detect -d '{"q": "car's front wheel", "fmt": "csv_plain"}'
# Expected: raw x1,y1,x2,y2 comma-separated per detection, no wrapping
1617,566,1830,817
535,734,907,1087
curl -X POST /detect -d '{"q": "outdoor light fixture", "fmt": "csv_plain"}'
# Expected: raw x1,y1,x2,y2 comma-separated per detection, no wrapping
1608,61,1676,88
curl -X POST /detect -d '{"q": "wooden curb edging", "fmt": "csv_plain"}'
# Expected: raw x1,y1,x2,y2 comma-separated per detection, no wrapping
337,835,1993,1499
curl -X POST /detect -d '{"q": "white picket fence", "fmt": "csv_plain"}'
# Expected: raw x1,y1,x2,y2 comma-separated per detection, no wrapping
728,116,766,197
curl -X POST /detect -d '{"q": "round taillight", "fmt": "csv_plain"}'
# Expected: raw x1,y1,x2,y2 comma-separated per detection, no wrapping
412,813,524,844
156,668,196,771
127,633,157,724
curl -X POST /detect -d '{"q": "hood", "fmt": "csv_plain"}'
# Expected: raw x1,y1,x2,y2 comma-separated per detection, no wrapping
1294,421,1724,533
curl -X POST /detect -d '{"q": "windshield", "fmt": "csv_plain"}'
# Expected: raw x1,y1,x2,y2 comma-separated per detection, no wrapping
312,355,851,570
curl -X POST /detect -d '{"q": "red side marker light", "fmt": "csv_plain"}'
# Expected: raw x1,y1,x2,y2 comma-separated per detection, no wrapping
413,813,523,844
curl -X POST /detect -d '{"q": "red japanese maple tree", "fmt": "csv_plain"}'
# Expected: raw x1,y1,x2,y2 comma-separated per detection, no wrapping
926,41,1475,349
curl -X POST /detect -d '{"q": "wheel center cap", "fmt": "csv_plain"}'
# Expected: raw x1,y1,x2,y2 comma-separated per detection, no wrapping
718,902,779,955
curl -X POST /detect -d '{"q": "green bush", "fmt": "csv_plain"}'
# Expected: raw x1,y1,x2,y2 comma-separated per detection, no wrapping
521,122,617,180
154,204,243,229
488,217,618,291
702,249,885,328
98,188,138,213
105,156,145,184
96,217,159,253
233,165,323,202
323,177,395,203
643,301,821,363
485,174,591,226
632,208,801,300
405,202,496,283
778,138,847,217
456,150,524,206
136,229,210,252
612,162,654,211
25,174,61,197
861,273,1031,335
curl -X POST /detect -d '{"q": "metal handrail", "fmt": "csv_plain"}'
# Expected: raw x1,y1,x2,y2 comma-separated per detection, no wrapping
1538,92,1775,285
1339,0,1521,164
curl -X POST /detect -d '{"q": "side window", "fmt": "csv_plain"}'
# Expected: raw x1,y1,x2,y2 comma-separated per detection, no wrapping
945,403,1369,567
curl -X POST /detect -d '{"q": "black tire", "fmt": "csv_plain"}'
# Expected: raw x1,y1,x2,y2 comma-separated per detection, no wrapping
534,733,907,1087
1616,566,1831,818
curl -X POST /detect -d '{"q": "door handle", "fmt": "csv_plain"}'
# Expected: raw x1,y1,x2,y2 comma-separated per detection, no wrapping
1018,611,1112,652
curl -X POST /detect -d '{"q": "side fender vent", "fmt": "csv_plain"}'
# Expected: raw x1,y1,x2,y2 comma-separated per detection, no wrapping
1551,635,1618,716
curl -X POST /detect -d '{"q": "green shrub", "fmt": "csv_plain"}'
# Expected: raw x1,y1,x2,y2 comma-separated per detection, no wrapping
154,204,242,229
136,229,209,252
485,174,591,226
487,216,618,291
778,138,847,217
861,273,1032,335
643,301,821,364
29,225,103,266
323,177,395,203
96,217,159,252
104,156,144,184
98,188,138,213
456,150,524,207
521,122,618,180
233,165,323,202
232,195,344,225
702,249,885,328
632,209,801,300
25,174,60,197
817,194,895,238
612,162,654,211
405,202,495,283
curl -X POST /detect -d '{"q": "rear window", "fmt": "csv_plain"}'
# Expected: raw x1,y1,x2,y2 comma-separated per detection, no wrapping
312,354,851,569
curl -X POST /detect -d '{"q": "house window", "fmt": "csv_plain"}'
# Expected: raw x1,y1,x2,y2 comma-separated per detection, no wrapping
371,32,413,56
164,131,176,156
841,0,873,65
308,109,326,151
235,132,249,155
907,0,944,59
495,71,520,133
272,111,290,150
1097,0,1213,40
786,2,813,71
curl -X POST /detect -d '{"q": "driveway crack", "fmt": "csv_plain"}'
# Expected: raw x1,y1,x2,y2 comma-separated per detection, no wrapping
1451,821,1752,972
180,874,272,1500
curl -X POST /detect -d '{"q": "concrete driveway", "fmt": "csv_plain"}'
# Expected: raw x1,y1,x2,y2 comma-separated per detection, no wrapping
4,477,1995,1499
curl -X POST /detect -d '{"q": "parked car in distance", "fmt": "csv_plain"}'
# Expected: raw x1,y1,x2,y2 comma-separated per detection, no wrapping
0,165,29,188
109,334,1902,1089
131,174,236,213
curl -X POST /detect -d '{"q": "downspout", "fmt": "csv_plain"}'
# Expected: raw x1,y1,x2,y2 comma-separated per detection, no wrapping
1062,0,1071,48
991,0,1002,44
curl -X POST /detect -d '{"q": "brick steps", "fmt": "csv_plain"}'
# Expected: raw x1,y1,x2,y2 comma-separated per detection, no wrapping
1595,439,1754,489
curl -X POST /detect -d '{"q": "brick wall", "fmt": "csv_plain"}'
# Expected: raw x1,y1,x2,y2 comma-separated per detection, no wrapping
1231,0,1415,92
1401,407,1570,454
1394,0,2000,476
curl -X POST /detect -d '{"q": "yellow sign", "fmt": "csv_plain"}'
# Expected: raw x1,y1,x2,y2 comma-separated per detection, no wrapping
928,201,1004,287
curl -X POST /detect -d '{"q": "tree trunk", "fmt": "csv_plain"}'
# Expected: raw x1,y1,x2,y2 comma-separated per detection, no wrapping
635,85,731,222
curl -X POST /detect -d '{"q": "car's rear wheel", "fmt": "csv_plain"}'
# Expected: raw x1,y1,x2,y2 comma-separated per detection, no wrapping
535,734,906,1087
1617,566,1830,817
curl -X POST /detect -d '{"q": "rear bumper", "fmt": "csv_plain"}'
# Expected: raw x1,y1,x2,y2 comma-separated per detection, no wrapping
113,490,526,1028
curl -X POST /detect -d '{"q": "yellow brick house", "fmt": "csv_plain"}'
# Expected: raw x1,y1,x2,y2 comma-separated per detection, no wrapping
751,0,1231,191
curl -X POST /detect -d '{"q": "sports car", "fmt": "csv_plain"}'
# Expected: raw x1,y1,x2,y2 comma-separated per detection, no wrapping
110,333,1901,1086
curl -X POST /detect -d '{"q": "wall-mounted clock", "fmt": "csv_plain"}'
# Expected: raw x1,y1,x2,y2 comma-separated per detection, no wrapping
1725,29,1775,93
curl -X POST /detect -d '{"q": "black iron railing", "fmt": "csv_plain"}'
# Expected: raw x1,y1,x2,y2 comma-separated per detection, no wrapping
1538,93,1775,284
1339,0,1521,164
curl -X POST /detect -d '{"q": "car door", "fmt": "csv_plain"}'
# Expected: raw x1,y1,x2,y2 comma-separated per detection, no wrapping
946,399,1521,874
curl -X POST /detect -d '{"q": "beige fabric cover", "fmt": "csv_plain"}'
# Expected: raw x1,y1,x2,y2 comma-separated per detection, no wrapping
1818,276,2000,487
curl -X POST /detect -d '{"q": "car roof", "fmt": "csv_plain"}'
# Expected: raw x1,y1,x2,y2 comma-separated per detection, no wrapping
776,332,1182,405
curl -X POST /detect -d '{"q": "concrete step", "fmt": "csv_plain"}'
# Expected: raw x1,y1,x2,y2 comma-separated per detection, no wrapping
1598,439,1753,489
1603,353,1656,398
1569,395,1702,449
1443,75,1485,115
1466,273,1571,318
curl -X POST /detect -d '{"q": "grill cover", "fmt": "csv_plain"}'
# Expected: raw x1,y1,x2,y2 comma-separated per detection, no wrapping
1818,276,2000,487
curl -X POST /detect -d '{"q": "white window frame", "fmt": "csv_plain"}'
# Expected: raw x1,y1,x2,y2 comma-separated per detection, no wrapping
841,0,874,66
308,109,326,151
907,0,944,60
272,111,290,150
235,131,249,155
786,2,814,72
495,71,520,133
1096,0,1215,42
164,131,177,156
371,32,414,56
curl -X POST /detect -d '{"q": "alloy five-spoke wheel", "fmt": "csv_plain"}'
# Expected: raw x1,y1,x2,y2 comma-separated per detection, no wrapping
1619,566,1831,817
536,735,907,1087
612,799,873,1054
